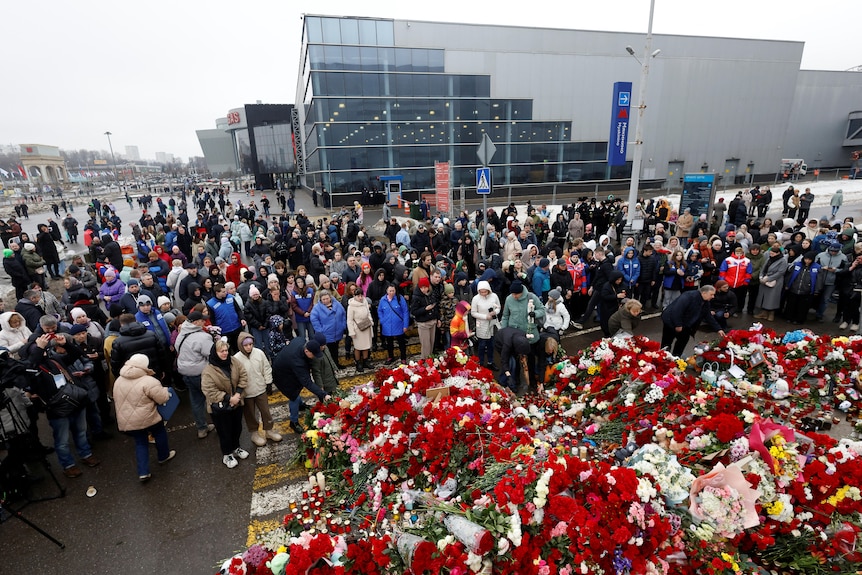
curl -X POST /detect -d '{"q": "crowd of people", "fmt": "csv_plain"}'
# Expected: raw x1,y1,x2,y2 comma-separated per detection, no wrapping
0,182,857,480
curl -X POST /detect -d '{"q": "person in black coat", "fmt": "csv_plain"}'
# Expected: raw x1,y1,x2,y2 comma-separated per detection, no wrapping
36,224,61,279
660,285,725,356
101,234,124,271
599,271,627,337
637,244,659,309
4,248,30,299
15,291,44,332
272,337,329,432
494,326,532,393
175,224,193,261
111,314,165,379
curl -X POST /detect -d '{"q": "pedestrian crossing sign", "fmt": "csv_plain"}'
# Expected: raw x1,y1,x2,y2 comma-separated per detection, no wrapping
476,167,491,194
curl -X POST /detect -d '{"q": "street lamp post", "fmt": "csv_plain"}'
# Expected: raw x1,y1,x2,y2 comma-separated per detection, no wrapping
104,131,120,190
625,0,660,226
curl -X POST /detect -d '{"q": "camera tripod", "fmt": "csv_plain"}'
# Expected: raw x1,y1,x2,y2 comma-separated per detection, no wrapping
0,387,66,549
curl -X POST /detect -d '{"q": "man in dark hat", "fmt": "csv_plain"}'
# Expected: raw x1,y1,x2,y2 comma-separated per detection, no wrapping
272,338,331,433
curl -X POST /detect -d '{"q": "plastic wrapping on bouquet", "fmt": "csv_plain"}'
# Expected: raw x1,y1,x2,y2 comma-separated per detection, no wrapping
444,514,494,555
395,531,434,568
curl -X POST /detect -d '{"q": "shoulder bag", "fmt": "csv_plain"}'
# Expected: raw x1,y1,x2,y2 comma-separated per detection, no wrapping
41,361,89,418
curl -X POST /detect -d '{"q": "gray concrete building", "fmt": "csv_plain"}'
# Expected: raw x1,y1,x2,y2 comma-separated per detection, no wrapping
291,15,862,205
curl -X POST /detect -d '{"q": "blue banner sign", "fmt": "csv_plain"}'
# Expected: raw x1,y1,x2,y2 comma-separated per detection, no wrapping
607,81,632,167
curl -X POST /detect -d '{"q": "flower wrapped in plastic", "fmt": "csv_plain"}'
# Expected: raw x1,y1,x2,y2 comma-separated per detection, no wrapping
628,443,695,505
443,514,495,555
394,531,437,570
689,462,760,538
748,419,805,485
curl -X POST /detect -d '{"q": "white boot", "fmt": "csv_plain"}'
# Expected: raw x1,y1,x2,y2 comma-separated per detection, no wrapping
265,429,283,442
250,430,266,447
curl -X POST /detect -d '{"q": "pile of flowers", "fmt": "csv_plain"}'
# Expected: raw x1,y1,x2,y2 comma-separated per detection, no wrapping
218,333,862,575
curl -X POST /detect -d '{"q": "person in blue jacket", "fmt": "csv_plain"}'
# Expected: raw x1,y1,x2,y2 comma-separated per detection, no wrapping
309,289,347,365
377,284,410,364
134,295,172,350
616,246,641,293
531,258,551,302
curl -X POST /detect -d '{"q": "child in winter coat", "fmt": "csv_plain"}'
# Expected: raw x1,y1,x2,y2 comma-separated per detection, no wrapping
439,284,458,348
449,301,472,350
268,315,289,356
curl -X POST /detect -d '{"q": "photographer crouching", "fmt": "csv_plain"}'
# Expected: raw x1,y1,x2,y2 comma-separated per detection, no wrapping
23,332,101,479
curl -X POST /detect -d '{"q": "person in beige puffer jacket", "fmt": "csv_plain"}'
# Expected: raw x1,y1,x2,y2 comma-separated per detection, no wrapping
233,331,281,447
113,354,176,481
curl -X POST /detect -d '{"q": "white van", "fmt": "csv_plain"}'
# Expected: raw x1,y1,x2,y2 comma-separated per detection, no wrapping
780,159,807,177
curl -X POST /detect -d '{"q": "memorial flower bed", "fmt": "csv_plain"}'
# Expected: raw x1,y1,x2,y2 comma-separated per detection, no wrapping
218,332,862,575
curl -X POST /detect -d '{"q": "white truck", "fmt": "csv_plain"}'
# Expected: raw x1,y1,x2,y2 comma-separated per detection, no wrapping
780,159,807,179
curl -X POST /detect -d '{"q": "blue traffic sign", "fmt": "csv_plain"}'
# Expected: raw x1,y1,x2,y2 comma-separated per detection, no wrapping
618,91,630,106
476,167,491,194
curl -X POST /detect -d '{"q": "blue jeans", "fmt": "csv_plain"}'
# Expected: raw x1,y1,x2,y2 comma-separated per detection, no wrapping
477,337,495,365
288,380,327,424
49,410,92,469
183,375,209,431
251,326,270,357
126,421,170,476
294,321,314,340
816,283,837,319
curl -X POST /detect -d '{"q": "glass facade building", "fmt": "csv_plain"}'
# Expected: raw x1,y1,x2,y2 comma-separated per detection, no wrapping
296,16,630,204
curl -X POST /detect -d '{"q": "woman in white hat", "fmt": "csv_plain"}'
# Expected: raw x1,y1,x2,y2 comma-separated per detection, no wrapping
113,354,176,482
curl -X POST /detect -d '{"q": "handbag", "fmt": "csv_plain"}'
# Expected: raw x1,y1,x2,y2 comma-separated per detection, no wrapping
355,315,373,331
210,398,236,414
46,383,89,418
41,361,89,418
157,387,180,421
35,266,45,275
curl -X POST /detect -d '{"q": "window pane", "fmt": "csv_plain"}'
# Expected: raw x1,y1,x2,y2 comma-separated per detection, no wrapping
360,47,379,71
428,75,446,97
412,49,429,73
411,75,429,100
344,73,362,96
306,17,322,43
340,19,359,44
321,18,341,43
376,20,394,46
395,75,412,97
428,50,444,72
323,45,342,70
395,48,412,72
342,46,361,71
358,19,377,45
308,45,325,69
325,73,344,97
378,48,396,71
362,73,381,97
366,147,389,170
476,76,491,96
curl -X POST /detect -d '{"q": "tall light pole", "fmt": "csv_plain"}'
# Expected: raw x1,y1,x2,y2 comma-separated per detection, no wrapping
625,0,660,225
104,131,120,189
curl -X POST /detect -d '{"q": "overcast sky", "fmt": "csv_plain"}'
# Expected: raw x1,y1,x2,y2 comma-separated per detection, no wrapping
6,0,857,162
